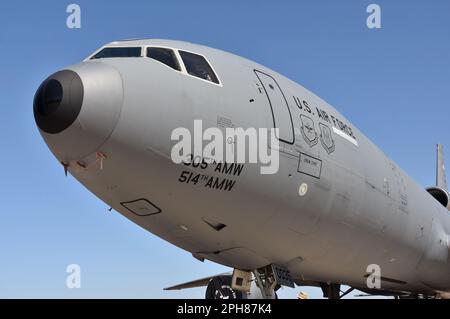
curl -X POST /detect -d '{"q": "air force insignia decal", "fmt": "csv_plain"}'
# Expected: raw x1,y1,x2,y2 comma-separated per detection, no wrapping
300,115,318,147
319,123,335,154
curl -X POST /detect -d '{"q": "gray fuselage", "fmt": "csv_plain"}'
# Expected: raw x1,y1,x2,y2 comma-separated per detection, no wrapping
35,39,450,296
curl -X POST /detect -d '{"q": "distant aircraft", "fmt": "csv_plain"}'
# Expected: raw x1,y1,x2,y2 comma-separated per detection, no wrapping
33,39,450,299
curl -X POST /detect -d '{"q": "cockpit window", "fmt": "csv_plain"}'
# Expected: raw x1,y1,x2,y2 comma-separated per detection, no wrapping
147,47,181,71
179,50,219,84
91,47,142,59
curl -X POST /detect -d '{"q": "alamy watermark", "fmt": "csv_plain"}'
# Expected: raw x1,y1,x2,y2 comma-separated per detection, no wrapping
66,264,81,289
66,4,81,29
171,120,280,175
367,4,381,29
366,264,381,289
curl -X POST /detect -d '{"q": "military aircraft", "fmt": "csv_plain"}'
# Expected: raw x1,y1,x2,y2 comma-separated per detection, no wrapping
33,39,450,299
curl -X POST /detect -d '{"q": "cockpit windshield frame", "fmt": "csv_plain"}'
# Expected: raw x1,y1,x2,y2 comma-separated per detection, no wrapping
89,46,143,60
87,44,222,87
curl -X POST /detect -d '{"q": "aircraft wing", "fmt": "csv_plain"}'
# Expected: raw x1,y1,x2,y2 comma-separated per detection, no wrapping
164,272,231,291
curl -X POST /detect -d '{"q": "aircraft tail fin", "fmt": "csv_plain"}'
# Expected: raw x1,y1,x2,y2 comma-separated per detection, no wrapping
436,144,448,190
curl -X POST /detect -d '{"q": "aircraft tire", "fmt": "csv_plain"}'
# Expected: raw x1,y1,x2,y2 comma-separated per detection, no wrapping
205,275,243,299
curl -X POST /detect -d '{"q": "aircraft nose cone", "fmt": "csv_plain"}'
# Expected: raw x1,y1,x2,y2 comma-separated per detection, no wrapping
34,63,123,163
33,70,84,134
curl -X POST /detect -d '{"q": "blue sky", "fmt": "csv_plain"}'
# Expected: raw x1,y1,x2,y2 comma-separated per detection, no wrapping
0,0,449,299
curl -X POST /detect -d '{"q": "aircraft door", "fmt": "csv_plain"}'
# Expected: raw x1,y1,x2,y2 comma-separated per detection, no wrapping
254,70,294,144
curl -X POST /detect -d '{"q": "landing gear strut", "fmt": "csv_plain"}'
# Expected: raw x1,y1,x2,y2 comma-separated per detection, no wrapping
250,264,294,299
252,267,279,299
320,283,354,299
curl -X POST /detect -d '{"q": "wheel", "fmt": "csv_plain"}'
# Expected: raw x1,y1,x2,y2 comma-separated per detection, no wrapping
205,275,243,299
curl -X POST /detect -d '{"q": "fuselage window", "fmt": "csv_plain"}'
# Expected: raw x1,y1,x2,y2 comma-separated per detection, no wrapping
147,47,181,71
179,50,219,84
91,47,142,59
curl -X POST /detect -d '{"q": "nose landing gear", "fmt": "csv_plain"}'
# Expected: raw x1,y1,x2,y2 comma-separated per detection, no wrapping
205,264,294,299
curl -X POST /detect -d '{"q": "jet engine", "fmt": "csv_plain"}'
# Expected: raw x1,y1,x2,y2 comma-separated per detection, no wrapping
426,187,450,210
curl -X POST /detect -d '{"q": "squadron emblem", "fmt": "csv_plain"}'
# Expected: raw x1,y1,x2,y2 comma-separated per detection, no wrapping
319,123,335,154
300,115,318,147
